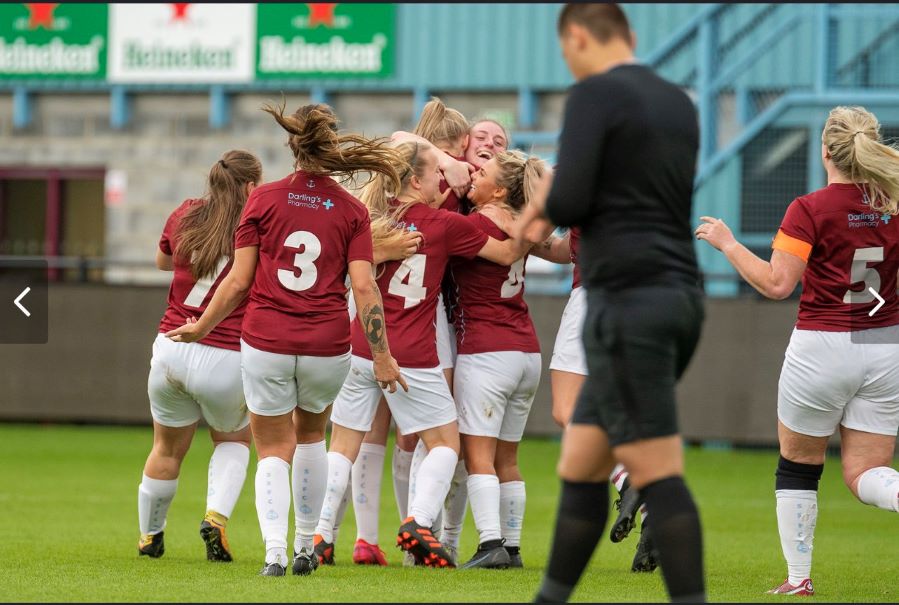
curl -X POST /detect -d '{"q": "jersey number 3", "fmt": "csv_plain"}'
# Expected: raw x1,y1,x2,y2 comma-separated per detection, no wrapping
278,231,322,292
843,246,883,304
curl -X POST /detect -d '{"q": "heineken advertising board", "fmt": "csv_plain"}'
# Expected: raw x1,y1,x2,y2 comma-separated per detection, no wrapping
108,3,256,84
256,3,394,79
0,3,107,80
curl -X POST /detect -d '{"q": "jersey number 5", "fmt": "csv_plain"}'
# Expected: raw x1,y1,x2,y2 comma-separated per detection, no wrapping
388,254,427,309
278,231,322,292
843,246,883,304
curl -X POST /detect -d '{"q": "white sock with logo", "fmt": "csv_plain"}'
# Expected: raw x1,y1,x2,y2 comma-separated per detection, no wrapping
409,446,458,528
353,443,386,544
406,439,429,519
857,466,899,512
138,474,178,535
314,452,352,544
499,480,526,548
255,456,290,566
468,474,502,544
292,441,328,554
775,489,818,585
206,442,250,519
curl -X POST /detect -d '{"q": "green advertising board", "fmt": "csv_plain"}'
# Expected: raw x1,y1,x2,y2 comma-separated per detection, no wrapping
0,3,107,80
256,3,394,79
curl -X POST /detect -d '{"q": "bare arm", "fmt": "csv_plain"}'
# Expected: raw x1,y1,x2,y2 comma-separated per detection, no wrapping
373,231,422,265
529,232,572,265
156,249,174,271
391,130,473,197
696,217,806,300
476,236,530,267
166,246,257,341
348,260,408,393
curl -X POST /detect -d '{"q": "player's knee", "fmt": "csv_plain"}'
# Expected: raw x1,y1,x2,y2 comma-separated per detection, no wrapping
775,455,824,491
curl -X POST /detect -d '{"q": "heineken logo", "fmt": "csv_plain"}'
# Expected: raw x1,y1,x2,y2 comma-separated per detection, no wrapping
259,34,387,74
291,4,351,30
16,3,64,32
0,35,103,73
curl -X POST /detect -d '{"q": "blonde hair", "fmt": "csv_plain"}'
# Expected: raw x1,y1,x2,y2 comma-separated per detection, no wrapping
359,141,435,259
262,100,402,192
414,97,469,148
492,150,548,214
823,106,899,215
174,150,262,280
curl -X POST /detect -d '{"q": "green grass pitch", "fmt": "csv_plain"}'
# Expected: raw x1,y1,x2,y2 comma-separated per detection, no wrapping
0,424,895,602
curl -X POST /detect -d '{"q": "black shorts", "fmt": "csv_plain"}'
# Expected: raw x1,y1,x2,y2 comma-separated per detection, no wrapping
571,285,704,446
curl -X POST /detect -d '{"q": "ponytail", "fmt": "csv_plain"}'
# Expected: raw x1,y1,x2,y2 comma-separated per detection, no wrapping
823,105,899,215
493,150,548,213
174,150,262,280
414,97,469,148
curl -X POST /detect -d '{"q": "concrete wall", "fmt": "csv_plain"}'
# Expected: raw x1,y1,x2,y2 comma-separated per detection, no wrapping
0,284,806,446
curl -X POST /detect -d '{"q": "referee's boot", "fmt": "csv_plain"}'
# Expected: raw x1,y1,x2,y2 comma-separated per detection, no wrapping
138,531,165,558
610,480,643,543
460,539,511,570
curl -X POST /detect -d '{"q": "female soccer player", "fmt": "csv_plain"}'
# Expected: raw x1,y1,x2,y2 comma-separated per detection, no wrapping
696,105,899,596
138,150,261,563
314,140,528,569
449,151,546,569
166,103,406,577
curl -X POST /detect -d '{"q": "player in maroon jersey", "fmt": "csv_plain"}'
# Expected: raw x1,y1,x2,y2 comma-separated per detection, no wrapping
138,150,261,563
696,106,899,596
166,103,406,578
446,150,548,569
313,140,528,569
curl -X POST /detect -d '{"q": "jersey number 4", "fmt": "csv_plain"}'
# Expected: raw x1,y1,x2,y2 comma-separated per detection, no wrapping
389,254,427,309
278,231,322,292
843,246,883,304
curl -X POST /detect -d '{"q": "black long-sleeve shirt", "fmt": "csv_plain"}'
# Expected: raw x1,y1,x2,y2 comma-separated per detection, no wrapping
545,63,701,291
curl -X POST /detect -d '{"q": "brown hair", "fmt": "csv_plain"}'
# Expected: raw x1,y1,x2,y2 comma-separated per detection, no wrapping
359,141,435,258
174,150,262,280
469,118,510,146
557,3,631,44
414,97,469,149
262,100,402,192
493,150,548,213
823,106,899,215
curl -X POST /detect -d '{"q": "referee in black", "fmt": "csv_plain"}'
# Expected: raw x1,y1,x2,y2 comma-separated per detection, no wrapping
516,4,706,603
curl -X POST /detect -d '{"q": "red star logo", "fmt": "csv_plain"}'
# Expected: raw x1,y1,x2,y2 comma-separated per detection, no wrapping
171,3,190,22
307,3,337,28
25,3,58,30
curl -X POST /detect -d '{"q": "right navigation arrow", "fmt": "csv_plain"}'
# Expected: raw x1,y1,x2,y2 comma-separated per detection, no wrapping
868,287,885,317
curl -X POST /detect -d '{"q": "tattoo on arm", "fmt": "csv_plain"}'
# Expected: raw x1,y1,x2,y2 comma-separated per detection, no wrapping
540,237,554,251
361,282,388,354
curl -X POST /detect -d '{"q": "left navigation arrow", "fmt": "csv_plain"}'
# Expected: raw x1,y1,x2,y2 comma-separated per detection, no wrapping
14,286,31,317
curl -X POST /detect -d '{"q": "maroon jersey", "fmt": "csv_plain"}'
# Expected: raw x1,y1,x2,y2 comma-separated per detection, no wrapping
234,172,374,356
158,199,245,351
451,212,540,355
773,183,899,331
437,155,472,215
351,202,488,368
570,227,582,289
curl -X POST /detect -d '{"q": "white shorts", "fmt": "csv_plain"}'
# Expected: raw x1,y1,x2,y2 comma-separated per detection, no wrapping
778,327,899,437
549,286,587,376
331,355,457,435
240,339,351,416
454,351,542,442
436,293,457,370
147,334,249,433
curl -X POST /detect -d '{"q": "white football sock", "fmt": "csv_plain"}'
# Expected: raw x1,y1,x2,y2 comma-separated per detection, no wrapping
499,480,525,548
410,446,458,528
206,442,250,519
468,474,502,544
255,456,290,564
353,443,386,544
138,474,178,535
442,459,469,550
333,480,351,545
314,452,352,544
857,466,899,512
392,445,414,520
407,439,429,519
775,489,818,585
610,464,628,493
292,441,328,554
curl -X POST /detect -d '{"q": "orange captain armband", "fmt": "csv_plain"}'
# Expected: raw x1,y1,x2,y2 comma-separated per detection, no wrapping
772,229,812,262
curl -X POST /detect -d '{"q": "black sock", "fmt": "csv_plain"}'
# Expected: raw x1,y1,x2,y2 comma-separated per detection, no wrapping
641,477,706,603
534,481,609,603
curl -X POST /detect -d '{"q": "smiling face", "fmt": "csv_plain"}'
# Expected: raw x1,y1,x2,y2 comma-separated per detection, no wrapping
468,158,505,207
464,120,509,168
